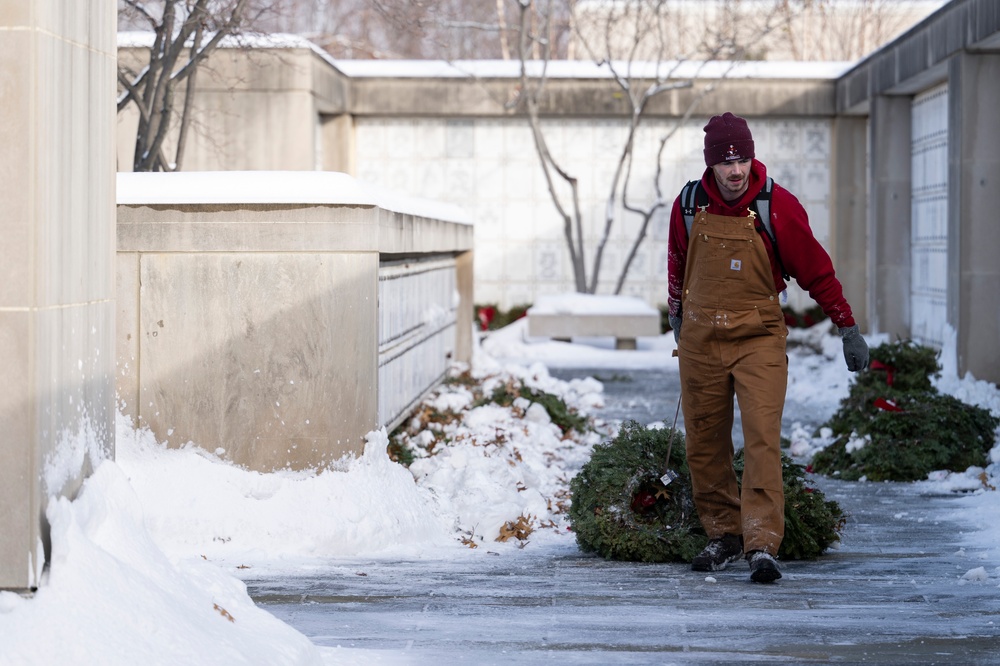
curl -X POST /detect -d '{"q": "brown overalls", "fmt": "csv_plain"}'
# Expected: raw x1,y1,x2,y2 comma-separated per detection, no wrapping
677,207,788,556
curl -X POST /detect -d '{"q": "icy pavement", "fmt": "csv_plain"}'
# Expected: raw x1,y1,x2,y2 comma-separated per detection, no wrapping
247,367,1000,665
547,365,824,444
249,479,1000,664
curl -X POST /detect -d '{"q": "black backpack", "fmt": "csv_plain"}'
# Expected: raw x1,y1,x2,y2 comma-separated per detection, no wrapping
679,177,790,281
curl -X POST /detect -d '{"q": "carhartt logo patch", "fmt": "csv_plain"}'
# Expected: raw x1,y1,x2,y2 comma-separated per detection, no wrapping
730,259,742,271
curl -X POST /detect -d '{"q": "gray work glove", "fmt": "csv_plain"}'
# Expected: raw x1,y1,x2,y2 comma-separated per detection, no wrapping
668,313,682,344
839,324,869,372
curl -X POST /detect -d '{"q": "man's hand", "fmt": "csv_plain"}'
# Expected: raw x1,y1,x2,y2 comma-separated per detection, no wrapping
669,314,682,344
839,324,869,372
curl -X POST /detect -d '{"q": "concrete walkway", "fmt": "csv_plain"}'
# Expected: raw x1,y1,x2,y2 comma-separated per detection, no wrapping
247,368,1000,664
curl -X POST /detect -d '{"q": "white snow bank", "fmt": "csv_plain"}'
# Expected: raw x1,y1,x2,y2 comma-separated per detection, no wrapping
0,463,322,666
398,359,606,546
117,418,454,566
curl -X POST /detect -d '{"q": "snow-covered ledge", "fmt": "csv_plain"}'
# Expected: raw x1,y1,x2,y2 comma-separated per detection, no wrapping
527,293,661,350
116,171,474,472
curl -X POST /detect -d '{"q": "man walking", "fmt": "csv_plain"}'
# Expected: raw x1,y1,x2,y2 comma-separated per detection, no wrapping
667,112,868,583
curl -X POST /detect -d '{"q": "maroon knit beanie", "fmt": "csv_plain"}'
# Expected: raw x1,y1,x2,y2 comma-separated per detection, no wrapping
703,112,755,166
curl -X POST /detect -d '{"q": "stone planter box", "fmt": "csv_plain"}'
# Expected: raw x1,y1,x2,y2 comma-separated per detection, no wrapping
527,293,661,350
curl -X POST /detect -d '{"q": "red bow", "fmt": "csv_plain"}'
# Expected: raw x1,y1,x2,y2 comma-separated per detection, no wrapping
874,397,904,413
869,359,895,387
476,306,496,331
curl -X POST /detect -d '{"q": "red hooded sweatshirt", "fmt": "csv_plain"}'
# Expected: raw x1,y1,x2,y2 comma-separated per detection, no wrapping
667,159,855,329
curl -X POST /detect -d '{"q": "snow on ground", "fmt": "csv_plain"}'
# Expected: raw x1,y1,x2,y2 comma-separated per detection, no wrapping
0,462,323,666
395,356,607,547
1,303,998,664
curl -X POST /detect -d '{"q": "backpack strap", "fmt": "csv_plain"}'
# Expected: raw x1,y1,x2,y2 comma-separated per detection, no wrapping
679,176,790,281
749,178,791,281
681,179,707,237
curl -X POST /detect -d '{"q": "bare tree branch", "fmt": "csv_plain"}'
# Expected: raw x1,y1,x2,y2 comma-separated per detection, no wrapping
122,0,157,29
118,0,262,171
174,9,206,171
581,1,806,293
511,0,587,291
497,0,511,59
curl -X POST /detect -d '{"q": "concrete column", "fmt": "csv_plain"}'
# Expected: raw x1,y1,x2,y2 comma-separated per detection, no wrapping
0,1,117,589
868,95,912,339
949,53,1000,384
830,115,869,330
320,113,356,175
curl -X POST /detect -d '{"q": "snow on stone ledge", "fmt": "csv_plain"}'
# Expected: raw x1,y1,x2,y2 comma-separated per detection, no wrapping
116,171,471,225
528,292,659,316
116,33,852,81
331,58,855,80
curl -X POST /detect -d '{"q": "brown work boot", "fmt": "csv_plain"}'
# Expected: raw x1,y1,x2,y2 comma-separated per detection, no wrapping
691,533,744,572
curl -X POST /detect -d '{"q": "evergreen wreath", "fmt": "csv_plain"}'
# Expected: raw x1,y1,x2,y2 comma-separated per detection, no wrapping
570,421,844,563
569,421,704,562
811,341,999,482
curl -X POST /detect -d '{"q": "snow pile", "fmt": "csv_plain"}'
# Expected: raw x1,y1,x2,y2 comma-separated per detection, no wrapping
397,358,606,546
118,422,454,566
930,368,1000,489
784,323,879,411
0,464,322,666
788,424,836,459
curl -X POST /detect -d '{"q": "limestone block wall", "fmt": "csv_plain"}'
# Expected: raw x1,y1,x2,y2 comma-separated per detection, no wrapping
836,0,1000,383
116,172,472,472
114,43,852,316
116,41,351,173
354,116,835,313
0,2,117,589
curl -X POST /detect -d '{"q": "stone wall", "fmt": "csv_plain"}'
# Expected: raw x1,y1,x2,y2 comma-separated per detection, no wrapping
115,41,850,314
117,171,473,471
116,41,351,173
354,115,835,312
1,2,117,590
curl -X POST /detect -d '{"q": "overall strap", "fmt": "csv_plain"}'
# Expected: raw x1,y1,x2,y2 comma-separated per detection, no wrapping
680,177,790,281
